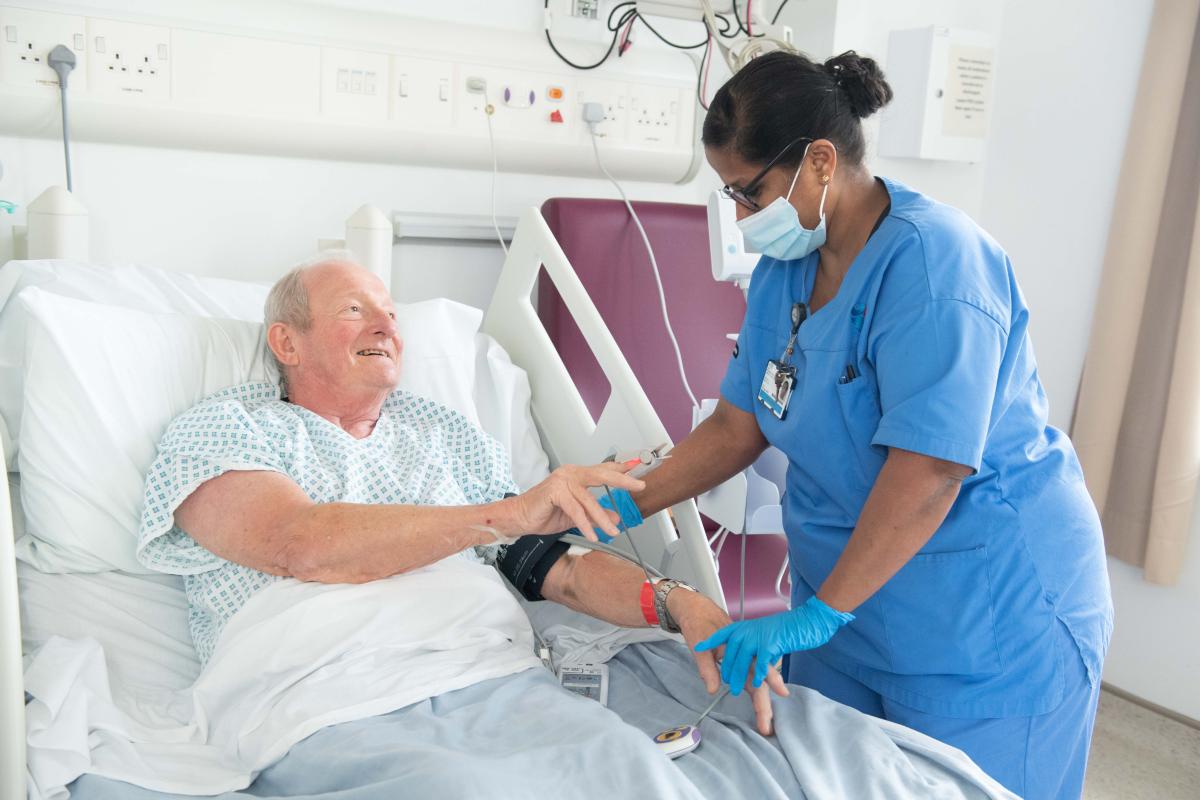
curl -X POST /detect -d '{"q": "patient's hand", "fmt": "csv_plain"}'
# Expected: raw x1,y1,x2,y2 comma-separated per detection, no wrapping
506,463,645,541
669,590,789,736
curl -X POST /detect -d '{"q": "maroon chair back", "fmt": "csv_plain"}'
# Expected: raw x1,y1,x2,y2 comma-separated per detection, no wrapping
538,198,746,443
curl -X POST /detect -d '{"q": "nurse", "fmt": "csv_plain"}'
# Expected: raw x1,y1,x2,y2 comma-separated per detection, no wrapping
624,51,1113,799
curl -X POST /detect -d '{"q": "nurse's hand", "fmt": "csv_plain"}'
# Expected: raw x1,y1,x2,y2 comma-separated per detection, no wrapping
695,597,855,696
507,463,645,541
670,590,789,736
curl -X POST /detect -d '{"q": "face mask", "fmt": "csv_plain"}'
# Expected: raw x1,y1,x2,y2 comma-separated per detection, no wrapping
736,154,829,261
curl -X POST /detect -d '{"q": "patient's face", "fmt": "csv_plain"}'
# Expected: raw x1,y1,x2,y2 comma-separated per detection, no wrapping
292,261,403,395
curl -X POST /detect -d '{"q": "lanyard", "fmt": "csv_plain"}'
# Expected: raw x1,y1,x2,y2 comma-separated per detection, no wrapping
779,301,807,364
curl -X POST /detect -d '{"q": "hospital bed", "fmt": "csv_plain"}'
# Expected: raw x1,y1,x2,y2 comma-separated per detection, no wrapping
0,205,1017,799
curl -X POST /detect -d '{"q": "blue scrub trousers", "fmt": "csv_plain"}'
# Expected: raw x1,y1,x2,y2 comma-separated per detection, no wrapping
789,642,1101,799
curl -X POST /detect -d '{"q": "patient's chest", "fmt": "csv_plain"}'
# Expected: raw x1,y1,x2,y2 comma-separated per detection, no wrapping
282,410,475,508
182,393,504,665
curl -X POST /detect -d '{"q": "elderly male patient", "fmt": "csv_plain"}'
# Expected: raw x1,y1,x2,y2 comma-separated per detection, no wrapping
135,254,784,735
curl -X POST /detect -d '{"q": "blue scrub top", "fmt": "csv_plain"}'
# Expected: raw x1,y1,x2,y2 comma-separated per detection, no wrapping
721,177,1113,719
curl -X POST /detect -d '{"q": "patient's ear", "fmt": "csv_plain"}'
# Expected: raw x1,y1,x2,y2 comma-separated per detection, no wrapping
267,322,301,367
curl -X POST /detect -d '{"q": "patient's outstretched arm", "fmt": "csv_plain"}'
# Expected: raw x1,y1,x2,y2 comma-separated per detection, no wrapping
173,463,639,584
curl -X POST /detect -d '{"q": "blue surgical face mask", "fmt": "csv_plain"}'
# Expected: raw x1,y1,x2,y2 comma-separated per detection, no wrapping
736,153,829,261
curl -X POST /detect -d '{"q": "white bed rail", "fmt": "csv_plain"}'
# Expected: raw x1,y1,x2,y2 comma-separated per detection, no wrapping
1,436,24,800
482,207,723,606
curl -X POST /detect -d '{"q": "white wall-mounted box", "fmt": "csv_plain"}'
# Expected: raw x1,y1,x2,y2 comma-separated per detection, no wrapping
878,26,995,163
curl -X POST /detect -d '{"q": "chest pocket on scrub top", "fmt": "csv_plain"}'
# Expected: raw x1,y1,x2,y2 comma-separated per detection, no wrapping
833,371,886,488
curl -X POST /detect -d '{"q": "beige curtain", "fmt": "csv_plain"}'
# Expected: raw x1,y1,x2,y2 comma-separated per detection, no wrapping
1072,0,1200,586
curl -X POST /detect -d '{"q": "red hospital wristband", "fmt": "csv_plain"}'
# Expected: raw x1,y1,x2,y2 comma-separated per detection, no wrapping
640,580,659,627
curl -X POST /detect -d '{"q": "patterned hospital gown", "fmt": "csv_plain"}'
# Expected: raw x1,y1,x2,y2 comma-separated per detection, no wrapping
138,381,518,665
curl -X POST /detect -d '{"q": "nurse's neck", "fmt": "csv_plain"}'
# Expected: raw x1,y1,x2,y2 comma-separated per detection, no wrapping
813,168,891,306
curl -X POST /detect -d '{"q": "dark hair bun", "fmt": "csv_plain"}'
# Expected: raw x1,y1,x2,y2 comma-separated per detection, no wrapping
824,51,893,119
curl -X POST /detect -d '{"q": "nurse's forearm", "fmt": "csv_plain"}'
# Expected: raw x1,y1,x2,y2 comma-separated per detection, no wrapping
633,399,768,517
816,448,970,613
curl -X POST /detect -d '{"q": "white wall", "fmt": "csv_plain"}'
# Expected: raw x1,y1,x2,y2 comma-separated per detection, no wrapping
979,0,1200,722
776,0,1004,217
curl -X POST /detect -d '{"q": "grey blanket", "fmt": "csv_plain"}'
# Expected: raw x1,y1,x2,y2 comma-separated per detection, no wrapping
70,641,1013,799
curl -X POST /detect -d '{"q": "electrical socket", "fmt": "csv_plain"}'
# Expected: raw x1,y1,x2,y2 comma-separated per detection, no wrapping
577,79,629,141
0,7,87,92
572,0,599,19
630,87,683,146
86,16,169,100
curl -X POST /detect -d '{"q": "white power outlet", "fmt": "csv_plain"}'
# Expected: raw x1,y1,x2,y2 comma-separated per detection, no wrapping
577,79,629,141
87,17,169,100
630,87,683,146
0,7,88,92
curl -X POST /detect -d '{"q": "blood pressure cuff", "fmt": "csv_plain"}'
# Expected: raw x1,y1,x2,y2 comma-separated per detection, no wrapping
493,492,574,602
496,531,572,601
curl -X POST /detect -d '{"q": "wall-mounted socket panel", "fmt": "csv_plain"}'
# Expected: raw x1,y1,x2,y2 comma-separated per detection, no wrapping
86,16,169,100
576,77,629,142
0,5,696,182
459,62,576,144
0,6,87,92
391,55,454,129
630,85,684,146
321,46,388,121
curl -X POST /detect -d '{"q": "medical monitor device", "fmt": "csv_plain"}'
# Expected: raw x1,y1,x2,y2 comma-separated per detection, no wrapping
558,663,609,705
706,190,759,285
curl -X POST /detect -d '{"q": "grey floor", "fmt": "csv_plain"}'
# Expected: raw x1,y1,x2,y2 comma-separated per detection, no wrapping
1083,690,1200,800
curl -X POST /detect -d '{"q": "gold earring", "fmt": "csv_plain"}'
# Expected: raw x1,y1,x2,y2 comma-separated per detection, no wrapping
820,174,831,184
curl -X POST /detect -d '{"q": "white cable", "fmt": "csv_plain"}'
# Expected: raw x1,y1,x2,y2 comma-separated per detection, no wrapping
482,93,508,255
775,553,790,605
739,530,747,620
587,127,700,410
557,532,667,580
713,526,732,559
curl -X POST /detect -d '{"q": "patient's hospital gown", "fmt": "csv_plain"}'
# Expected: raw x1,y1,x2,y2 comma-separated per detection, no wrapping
136,381,517,664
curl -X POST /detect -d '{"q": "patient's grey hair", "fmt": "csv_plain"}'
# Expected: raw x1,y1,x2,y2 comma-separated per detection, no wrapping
264,249,361,386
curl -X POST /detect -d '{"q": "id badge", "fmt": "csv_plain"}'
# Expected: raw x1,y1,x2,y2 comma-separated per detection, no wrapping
757,360,795,419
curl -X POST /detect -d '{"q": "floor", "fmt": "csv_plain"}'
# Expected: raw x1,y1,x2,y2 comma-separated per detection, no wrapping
1083,690,1200,800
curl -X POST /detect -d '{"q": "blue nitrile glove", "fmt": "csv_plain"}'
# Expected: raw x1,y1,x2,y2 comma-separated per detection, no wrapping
694,596,855,695
592,488,644,543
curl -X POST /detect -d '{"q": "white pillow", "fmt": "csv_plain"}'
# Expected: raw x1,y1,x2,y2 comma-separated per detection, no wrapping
16,289,273,573
0,260,270,463
15,287,548,573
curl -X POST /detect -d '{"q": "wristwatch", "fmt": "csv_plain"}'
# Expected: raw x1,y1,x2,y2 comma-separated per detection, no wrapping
652,578,698,634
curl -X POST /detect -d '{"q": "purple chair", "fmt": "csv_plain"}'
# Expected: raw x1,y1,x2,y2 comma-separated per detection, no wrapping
539,198,790,618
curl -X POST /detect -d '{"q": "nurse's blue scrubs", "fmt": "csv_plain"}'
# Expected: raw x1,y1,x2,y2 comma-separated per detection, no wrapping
721,177,1113,799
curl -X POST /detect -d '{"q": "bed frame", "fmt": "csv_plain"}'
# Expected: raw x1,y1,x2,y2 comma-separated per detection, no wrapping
0,203,721,798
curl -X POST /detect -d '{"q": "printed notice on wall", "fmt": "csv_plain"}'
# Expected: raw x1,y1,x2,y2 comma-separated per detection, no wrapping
942,45,993,138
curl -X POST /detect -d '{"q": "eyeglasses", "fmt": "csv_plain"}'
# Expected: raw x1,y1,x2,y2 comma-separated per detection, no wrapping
720,136,813,212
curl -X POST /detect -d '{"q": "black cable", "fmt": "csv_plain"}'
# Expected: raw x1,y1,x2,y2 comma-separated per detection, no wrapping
544,0,623,70
730,0,749,35
731,0,766,37
771,0,791,25
606,1,636,31
714,13,740,38
695,33,712,109
635,12,710,49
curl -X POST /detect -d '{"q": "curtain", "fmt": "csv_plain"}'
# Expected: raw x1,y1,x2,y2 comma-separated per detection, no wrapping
1071,0,1200,586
